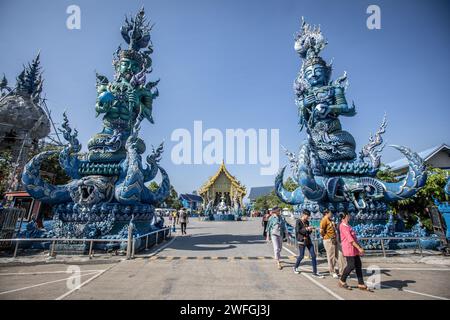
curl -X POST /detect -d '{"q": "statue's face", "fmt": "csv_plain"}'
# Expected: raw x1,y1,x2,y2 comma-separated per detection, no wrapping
304,64,327,87
69,176,115,207
119,58,140,81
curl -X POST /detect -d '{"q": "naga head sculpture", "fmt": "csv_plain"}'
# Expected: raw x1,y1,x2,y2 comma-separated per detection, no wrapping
69,176,115,208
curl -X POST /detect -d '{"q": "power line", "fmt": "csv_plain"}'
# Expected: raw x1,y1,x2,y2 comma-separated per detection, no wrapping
40,95,62,145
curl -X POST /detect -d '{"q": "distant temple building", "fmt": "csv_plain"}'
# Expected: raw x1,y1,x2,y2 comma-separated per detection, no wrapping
387,143,450,175
248,186,274,204
179,193,203,211
198,161,246,209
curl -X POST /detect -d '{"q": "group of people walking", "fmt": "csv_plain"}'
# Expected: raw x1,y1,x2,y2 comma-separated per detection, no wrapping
263,207,372,291
170,208,189,235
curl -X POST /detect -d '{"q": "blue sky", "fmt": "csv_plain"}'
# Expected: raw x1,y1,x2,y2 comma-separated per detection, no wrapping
1,0,449,197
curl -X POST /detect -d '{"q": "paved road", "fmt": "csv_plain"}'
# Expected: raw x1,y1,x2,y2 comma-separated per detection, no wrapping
1,218,449,300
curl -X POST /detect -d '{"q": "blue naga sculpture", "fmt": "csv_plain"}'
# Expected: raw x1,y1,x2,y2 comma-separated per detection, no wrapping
21,8,170,240
275,19,427,219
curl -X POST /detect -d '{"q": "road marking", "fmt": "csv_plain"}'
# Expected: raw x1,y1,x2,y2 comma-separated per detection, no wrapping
282,246,345,301
56,264,116,300
345,277,450,300
373,267,450,271
0,271,100,296
0,270,106,276
380,284,449,300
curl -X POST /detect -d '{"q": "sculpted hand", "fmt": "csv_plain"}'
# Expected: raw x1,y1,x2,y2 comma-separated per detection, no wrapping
314,104,330,118
303,94,316,107
127,90,139,107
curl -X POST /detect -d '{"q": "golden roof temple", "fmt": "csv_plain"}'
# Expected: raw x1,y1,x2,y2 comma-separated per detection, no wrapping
198,161,246,209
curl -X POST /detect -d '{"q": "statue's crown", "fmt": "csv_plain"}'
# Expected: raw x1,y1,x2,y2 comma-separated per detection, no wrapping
113,7,154,68
295,17,329,69
119,49,144,65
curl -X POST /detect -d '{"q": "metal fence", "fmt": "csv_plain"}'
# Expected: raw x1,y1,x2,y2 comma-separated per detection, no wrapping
0,208,25,248
286,234,437,258
1,225,171,260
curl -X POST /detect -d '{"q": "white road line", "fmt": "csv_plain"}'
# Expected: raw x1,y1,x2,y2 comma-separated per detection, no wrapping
0,270,106,276
381,284,449,300
282,246,345,300
56,264,116,300
344,277,450,300
372,268,450,271
0,271,100,296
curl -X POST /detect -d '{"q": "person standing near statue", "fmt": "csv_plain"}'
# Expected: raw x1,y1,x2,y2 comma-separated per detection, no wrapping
262,211,271,238
179,208,188,235
266,207,287,270
170,210,178,232
320,209,345,278
294,210,324,278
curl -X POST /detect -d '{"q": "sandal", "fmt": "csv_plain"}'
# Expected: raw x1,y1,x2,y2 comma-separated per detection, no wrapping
358,285,373,292
338,281,352,290
277,262,283,270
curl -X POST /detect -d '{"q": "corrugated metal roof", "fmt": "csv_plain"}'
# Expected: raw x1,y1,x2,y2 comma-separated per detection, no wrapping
179,193,203,202
386,143,450,171
248,186,274,200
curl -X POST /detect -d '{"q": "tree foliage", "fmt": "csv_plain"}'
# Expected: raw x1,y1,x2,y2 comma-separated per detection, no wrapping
0,150,13,197
253,177,298,212
148,182,182,209
381,166,449,230
28,143,71,185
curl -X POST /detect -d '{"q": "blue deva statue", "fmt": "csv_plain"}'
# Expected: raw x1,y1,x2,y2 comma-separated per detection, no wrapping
21,8,170,241
275,18,427,220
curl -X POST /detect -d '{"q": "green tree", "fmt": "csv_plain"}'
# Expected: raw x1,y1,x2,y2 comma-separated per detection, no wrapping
376,165,398,183
1,143,70,198
0,150,13,197
253,177,298,212
147,183,182,209
27,143,70,185
380,166,448,231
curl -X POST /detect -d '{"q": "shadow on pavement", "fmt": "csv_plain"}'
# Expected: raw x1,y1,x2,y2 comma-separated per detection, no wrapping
169,234,266,252
381,279,416,290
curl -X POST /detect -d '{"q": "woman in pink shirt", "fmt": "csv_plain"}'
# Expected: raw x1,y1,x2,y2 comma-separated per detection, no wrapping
338,212,371,291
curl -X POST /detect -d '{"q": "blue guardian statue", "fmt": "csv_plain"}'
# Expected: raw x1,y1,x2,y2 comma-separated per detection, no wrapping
21,8,170,241
275,18,427,220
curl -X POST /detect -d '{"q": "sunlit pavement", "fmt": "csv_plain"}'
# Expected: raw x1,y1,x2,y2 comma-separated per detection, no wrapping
1,218,449,300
